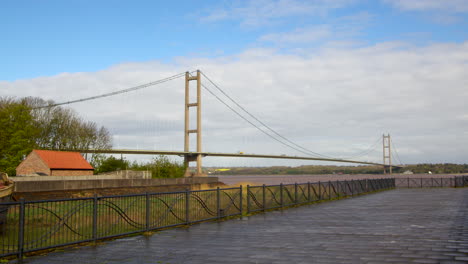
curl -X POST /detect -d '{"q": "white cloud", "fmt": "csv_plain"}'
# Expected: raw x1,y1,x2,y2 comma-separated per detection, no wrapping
2,41,468,166
384,0,468,24
384,0,468,13
200,0,356,27
258,11,372,45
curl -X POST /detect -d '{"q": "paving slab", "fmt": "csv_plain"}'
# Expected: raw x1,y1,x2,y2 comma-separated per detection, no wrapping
11,188,468,264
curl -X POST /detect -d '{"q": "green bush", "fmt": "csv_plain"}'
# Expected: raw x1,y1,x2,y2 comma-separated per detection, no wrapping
95,156,129,174
131,155,186,178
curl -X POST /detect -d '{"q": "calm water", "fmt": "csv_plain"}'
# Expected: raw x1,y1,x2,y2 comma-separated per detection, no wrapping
217,174,458,186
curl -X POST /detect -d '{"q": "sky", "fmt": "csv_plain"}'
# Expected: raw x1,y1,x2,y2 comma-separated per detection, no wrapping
2,0,468,167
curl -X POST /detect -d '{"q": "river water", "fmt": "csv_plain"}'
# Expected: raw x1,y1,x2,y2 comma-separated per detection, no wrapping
217,173,459,186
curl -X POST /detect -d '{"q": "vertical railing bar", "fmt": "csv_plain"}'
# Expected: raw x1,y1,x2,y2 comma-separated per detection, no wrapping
185,189,190,224
246,185,250,214
307,182,311,202
262,184,266,211
280,183,284,208
318,181,321,200
92,195,98,243
294,183,298,204
328,181,331,200
18,198,25,261
216,187,221,219
146,192,150,231
239,186,243,217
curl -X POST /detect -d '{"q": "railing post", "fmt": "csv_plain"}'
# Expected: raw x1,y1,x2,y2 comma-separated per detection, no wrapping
185,189,190,224
246,185,250,214
280,183,284,208
336,180,339,197
239,186,243,216
318,181,321,200
217,187,221,219
307,182,311,202
441,177,443,187
408,177,410,188
328,181,331,200
18,198,25,261
351,180,354,196
431,178,433,188
366,179,369,192
262,184,266,211
93,194,98,243
294,183,298,204
421,178,423,188
146,192,150,231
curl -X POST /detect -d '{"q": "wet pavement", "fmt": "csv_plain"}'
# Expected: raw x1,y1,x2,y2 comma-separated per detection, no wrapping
14,188,468,264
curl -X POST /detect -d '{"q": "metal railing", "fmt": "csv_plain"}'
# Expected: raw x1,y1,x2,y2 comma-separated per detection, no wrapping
246,178,395,213
2,176,466,259
395,176,468,188
0,187,242,259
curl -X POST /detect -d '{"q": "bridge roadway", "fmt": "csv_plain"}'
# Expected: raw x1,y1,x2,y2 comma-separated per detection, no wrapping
76,149,403,168
13,188,468,264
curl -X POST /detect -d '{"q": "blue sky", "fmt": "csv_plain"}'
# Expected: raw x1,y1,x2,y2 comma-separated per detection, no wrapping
2,0,468,165
2,0,467,81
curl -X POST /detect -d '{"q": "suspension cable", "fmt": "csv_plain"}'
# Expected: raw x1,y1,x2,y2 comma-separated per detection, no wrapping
200,71,336,159
33,72,186,109
390,138,404,165
195,73,330,158
339,137,382,160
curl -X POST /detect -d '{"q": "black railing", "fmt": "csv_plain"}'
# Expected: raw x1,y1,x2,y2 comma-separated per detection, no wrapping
0,187,242,259
2,176,467,259
395,176,468,188
246,178,395,213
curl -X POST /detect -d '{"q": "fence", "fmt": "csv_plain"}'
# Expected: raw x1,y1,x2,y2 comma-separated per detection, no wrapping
395,176,468,188
1,176,466,260
0,187,242,259
246,178,395,213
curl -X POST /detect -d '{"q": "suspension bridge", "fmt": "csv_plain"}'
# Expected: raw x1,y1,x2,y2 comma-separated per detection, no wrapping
38,70,404,176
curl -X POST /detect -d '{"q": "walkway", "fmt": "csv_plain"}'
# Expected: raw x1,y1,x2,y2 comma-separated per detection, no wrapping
14,189,468,264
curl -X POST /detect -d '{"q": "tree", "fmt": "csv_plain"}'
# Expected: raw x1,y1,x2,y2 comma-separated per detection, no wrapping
0,98,39,175
0,96,113,175
95,156,129,174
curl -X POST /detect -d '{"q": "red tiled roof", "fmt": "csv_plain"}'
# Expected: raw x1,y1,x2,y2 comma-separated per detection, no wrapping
33,150,94,170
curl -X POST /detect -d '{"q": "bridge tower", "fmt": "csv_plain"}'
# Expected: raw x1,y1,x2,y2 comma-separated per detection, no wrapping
184,70,206,177
382,134,392,174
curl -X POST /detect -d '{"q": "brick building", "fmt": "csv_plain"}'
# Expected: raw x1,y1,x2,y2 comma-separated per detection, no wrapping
16,150,94,176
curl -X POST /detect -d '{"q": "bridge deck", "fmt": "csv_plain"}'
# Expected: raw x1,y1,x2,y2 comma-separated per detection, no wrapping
14,188,468,264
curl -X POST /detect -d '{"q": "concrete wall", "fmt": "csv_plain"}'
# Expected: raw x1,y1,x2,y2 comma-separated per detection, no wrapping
50,170,94,176
11,170,151,182
13,177,220,193
16,152,50,176
98,170,151,179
